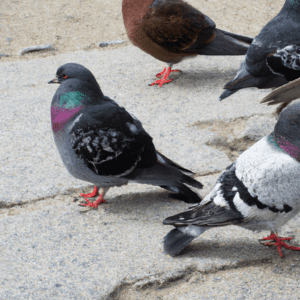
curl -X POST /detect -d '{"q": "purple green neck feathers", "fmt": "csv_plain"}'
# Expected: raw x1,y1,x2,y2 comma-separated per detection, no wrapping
268,132,300,160
51,91,86,134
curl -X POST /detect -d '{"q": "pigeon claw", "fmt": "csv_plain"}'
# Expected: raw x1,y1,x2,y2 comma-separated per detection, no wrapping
150,67,182,87
80,185,98,198
260,232,300,257
79,189,107,209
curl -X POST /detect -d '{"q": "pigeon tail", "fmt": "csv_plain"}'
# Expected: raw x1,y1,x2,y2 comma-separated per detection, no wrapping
221,66,288,100
163,226,208,256
218,29,253,45
125,161,203,203
219,89,239,101
186,29,250,56
161,181,201,204
156,151,194,175
260,77,300,106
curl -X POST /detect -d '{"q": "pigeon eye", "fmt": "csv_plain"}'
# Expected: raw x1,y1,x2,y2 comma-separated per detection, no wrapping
63,75,68,79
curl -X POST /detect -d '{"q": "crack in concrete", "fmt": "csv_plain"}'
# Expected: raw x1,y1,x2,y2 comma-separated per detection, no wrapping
106,258,273,300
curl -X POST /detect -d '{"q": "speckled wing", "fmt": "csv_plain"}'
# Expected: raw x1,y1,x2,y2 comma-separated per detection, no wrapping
266,45,300,81
69,103,157,177
260,77,300,106
164,163,244,227
142,0,216,53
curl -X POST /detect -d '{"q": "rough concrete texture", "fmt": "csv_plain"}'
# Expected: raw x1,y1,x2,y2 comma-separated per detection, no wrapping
1,46,300,299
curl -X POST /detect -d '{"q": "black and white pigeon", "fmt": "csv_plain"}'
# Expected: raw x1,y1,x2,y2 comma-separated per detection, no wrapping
163,102,300,257
219,0,300,101
48,63,203,208
261,45,300,114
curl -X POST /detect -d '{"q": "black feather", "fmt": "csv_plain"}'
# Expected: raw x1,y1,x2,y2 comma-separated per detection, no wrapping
163,201,243,226
163,228,195,256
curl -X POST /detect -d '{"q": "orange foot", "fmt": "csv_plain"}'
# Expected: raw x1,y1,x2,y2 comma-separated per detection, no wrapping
260,232,300,257
150,67,182,88
79,186,107,208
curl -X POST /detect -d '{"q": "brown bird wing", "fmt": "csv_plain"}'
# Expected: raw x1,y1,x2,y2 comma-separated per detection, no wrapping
261,77,300,106
142,0,216,53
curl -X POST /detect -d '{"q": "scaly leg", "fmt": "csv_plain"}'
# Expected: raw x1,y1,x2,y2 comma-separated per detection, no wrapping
80,185,99,198
260,231,300,257
79,187,108,208
150,66,182,87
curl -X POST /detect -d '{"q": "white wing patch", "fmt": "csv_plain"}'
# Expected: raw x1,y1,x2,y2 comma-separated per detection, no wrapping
178,225,209,237
156,153,166,164
126,122,138,134
201,183,228,208
71,113,83,129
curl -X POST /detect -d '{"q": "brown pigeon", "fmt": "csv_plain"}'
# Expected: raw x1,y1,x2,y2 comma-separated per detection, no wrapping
122,0,253,87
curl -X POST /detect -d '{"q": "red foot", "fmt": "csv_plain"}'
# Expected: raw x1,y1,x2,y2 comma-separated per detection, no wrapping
151,67,182,87
79,189,107,208
80,186,98,198
261,232,300,257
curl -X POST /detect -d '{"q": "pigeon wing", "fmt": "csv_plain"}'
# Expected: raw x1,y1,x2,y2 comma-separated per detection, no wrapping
69,102,156,176
142,0,216,52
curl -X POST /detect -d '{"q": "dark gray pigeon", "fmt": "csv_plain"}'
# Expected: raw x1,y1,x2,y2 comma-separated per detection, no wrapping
219,0,300,101
163,103,300,257
49,63,203,208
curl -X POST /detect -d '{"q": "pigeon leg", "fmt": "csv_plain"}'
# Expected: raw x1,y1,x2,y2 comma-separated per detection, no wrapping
150,66,182,87
259,231,300,257
79,188,107,208
80,185,99,198
155,67,182,78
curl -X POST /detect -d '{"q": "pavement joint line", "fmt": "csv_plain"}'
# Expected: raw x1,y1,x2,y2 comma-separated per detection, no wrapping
106,258,275,299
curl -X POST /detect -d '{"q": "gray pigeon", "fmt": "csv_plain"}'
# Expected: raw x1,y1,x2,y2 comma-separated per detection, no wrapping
219,0,300,101
163,102,300,257
49,63,203,208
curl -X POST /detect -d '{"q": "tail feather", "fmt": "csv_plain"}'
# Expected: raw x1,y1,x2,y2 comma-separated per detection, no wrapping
221,66,288,100
186,29,250,56
164,228,196,256
218,29,253,45
156,151,194,175
260,77,300,106
125,160,203,204
219,89,238,101
161,182,202,204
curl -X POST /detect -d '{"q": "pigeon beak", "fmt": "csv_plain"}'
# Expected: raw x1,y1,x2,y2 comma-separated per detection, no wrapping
48,76,60,84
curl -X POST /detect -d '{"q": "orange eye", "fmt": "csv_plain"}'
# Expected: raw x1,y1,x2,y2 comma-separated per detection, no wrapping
63,75,68,79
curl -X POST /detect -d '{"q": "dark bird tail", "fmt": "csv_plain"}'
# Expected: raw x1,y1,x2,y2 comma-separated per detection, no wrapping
220,63,288,101
163,201,243,255
186,29,251,56
164,228,197,256
218,29,253,45
125,153,203,203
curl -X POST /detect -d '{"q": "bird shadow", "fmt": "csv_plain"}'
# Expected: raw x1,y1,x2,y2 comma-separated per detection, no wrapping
77,188,300,260
172,238,271,260
102,189,189,218
168,68,236,89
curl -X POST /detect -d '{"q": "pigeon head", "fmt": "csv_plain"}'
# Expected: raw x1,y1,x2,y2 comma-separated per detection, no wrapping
49,63,103,134
48,63,101,88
